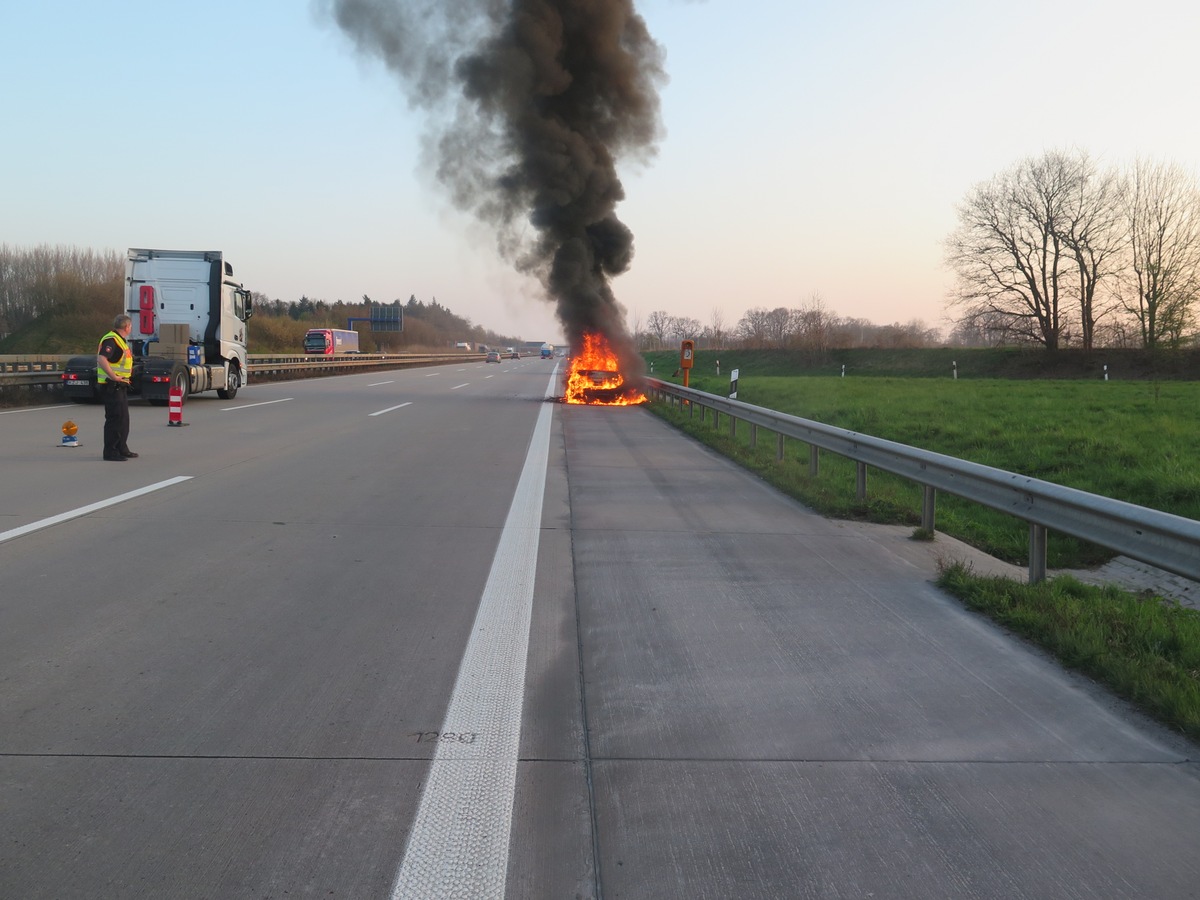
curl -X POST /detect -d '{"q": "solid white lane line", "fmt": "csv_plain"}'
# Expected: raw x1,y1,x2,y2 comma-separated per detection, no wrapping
389,368,557,900
369,402,413,417
0,405,74,415
220,398,294,411
0,476,194,544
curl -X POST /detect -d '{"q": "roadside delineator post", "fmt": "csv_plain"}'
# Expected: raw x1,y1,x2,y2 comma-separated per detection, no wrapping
168,387,187,426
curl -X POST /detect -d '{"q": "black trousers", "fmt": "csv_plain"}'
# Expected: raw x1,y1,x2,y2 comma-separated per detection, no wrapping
102,383,131,458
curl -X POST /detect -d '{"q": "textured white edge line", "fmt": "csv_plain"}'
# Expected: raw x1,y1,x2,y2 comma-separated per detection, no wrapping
390,366,559,900
0,476,194,544
369,402,414,417
219,398,294,411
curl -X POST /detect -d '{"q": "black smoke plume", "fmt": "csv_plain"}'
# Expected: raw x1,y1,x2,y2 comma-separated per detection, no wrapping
326,0,665,375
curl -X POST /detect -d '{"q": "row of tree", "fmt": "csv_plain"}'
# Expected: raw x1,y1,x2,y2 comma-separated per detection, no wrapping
250,294,521,353
632,298,941,352
945,151,1200,350
4,244,943,355
0,245,123,336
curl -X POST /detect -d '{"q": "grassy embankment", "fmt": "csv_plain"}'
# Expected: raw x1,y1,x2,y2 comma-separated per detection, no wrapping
642,347,1200,741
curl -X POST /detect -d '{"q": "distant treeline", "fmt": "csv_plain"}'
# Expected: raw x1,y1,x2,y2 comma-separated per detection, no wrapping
0,244,522,354
250,294,522,354
0,245,123,347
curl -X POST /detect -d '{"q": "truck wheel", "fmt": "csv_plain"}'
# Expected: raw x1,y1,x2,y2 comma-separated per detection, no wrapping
218,364,241,400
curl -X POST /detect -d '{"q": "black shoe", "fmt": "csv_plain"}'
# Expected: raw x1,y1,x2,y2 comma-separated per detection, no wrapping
122,452,139,458
104,455,127,461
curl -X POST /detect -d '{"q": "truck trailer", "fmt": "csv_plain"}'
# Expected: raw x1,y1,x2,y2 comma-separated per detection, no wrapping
303,328,360,356
63,249,252,404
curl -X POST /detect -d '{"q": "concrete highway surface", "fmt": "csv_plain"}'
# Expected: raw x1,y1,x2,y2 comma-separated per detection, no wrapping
2,359,1199,899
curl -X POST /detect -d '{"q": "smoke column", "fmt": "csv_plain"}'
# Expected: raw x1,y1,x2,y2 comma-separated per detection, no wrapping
326,0,665,375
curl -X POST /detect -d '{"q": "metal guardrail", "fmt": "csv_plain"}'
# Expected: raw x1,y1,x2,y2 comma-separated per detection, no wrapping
247,352,481,377
0,355,68,386
0,352,483,389
646,378,1200,585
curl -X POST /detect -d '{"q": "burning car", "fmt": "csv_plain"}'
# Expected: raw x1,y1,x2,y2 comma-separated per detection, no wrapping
564,332,646,405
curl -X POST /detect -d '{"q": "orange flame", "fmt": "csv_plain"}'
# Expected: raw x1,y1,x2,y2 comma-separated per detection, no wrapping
564,332,647,405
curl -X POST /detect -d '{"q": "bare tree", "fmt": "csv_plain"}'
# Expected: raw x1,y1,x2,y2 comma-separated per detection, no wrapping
1056,153,1125,349
793,293,833,351
670,316,701,343
762,307,792,347
946,151,1087,349
736,307,773,348
645,309,672,349
1117,159,1200,348
707,307,726,349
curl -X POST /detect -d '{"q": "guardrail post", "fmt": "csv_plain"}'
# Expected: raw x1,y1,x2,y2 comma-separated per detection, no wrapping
777,433,785,462
729,416,736,439
921,486,936,532
1029,524,1048,584
809,445,819,477
713,410,720,430
750,423,758,449
856,462,867,501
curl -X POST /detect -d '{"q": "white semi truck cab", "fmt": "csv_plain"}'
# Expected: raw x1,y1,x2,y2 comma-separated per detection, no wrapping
64,249,253,404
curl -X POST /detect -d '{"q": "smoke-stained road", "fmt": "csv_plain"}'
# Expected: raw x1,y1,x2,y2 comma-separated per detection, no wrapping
3,361,1200,898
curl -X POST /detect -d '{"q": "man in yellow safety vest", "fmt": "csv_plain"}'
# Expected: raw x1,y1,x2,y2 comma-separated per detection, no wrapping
96,314,138,461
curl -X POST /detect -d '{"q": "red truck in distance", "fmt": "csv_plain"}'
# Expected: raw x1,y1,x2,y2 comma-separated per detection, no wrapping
303,328,360,356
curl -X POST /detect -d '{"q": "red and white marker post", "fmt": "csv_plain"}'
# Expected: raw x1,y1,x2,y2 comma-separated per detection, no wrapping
168,387,187,426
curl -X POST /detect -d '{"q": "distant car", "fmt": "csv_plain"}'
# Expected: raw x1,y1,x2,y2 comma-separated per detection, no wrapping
507,349,520,359
486,350,502,363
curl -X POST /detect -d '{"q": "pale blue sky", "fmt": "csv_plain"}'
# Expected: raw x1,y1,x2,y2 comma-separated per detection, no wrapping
3,0,1198,343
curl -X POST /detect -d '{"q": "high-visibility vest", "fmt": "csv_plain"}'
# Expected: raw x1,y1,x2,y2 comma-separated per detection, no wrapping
97,330,132,383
